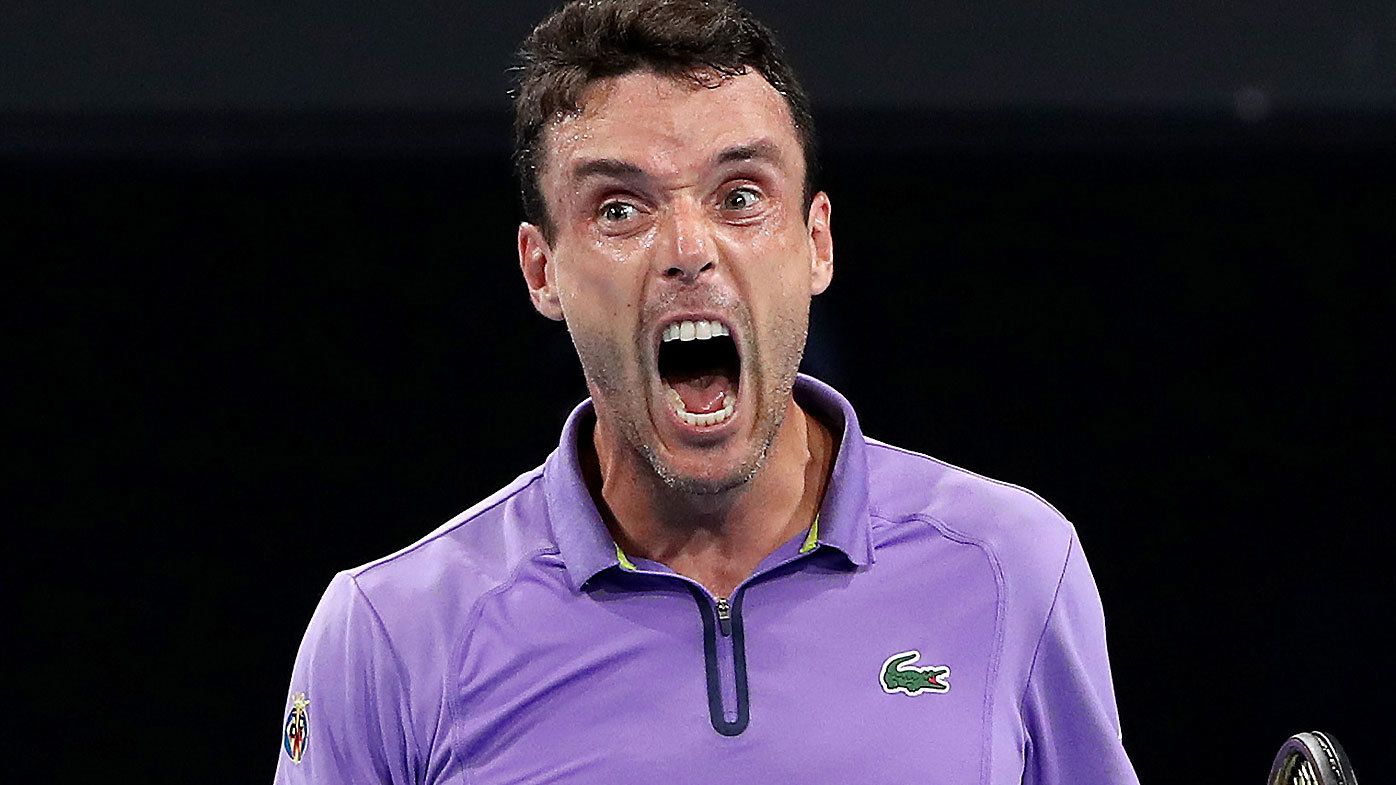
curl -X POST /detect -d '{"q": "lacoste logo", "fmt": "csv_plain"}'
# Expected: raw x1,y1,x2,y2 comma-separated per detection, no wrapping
880,650,951,695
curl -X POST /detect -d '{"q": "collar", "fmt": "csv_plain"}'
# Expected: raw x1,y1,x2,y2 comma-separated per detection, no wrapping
544,373,874,592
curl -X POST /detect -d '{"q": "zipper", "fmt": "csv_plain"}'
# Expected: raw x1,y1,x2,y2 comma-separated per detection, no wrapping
690,587,748,736
671,544,827,736
716,596,733,637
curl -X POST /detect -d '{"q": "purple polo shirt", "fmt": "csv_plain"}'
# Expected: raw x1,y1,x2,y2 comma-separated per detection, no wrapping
274,375,1138,784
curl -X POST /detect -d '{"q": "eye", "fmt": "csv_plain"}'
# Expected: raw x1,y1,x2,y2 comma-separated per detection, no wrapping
598,201,639,223
721,186,762,212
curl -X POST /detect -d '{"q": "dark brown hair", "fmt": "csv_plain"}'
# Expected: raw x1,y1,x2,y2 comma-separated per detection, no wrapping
512,0,818,236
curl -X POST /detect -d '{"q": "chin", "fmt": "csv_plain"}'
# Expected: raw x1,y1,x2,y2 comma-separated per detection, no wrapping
642,442,769,497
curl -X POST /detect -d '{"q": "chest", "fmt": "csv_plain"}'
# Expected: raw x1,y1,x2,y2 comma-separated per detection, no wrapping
447,549,1019,785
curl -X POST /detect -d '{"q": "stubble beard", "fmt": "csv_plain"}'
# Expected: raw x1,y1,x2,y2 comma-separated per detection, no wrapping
567,307,809,498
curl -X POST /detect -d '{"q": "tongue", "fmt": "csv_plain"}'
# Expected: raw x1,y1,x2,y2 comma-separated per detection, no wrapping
669,373,733,414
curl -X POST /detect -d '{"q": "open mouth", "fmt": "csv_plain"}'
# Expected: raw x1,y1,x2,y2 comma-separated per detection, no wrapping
657,318,741,428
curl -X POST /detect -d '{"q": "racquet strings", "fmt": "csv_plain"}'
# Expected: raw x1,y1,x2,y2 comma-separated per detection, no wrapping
1277,754,1320,785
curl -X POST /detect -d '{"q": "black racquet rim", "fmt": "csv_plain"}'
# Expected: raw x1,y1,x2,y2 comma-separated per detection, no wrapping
1268,731,1359,785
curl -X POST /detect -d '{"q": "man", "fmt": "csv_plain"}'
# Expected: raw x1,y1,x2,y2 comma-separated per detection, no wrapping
274,1,1140,783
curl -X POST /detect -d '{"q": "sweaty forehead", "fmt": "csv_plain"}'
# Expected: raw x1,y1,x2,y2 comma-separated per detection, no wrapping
543,69,802,187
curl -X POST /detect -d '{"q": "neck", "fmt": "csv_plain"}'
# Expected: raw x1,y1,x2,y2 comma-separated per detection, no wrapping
584,395,836,598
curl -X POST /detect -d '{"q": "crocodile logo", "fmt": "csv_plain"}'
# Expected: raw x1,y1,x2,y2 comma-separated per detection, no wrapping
880,650,951,695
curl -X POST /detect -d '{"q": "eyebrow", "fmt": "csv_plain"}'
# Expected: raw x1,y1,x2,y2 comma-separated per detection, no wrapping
567,140,787,185
713,140,785,168
570,158,647,183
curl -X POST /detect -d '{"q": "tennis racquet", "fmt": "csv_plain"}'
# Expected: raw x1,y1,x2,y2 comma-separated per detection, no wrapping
1268,731,1359,785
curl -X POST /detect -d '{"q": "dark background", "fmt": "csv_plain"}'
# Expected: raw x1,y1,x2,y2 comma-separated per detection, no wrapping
8,2,1393,783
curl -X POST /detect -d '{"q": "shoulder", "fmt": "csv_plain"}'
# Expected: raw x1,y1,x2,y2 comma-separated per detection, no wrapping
337,464,562,642
284,464,563,769
863,436,1077,599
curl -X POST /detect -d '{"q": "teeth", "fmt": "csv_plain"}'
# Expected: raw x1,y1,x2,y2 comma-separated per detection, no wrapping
665,387,737,428
661,319,730,343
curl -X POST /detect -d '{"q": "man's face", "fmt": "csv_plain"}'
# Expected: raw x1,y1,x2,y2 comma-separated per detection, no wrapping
519,69,833,495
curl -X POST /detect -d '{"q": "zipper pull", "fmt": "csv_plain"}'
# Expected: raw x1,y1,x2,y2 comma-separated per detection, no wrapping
716,596,733,637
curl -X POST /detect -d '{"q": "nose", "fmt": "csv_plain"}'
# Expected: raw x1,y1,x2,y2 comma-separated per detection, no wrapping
657,199,716,283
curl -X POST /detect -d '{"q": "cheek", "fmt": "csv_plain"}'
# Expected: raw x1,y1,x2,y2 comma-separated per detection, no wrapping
554,248,646,322
741,227,813,293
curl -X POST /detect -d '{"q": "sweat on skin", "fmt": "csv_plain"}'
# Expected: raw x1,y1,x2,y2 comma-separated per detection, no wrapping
517,69,833,598
275,61,1139,785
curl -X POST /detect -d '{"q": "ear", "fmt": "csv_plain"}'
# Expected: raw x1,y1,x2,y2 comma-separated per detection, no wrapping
518,222,565,321
806,191,834,295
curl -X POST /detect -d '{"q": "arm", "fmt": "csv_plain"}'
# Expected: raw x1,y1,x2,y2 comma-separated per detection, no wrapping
273,572,419,785
1021,536,1139,785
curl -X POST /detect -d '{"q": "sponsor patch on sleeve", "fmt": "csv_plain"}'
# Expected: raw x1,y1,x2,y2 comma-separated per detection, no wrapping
282,692,310,764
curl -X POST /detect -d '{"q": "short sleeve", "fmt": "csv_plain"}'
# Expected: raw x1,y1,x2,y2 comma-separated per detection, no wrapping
273,572,418,785
1021,537,1140,785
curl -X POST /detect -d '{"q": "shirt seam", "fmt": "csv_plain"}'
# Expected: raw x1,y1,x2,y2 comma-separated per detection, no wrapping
874,510,1007,785
351,471,545,581
864,438,1074,523
1018,532,1076,720
448,545,562,785
346,572,426,783
869,436,1082,779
